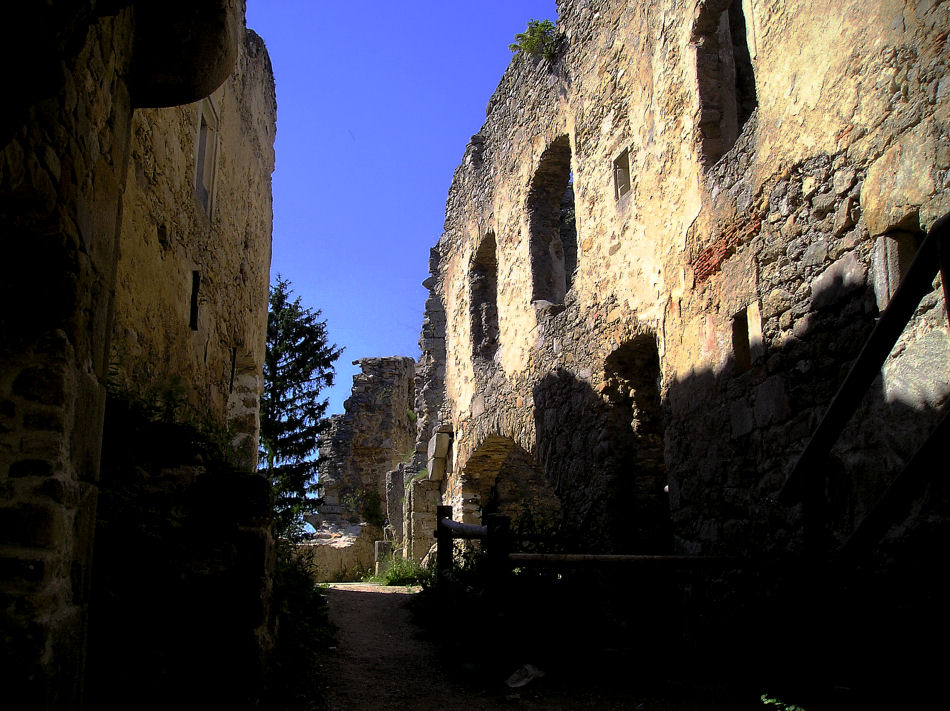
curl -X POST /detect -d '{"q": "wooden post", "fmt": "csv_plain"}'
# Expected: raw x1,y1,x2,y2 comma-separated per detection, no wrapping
486,514,511,583
436,505,453,582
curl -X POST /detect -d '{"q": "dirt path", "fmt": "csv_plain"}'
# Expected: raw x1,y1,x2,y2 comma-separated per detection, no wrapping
315,583,704,711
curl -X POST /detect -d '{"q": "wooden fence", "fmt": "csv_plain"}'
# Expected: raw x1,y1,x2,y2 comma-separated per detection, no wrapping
433,504,737,580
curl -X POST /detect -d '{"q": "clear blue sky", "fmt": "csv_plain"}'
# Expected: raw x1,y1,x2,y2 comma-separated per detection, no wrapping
246,1,557,415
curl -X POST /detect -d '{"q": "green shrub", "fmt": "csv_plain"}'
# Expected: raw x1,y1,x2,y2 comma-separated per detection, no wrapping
341,485,385,527
509,19,560,62
387,556,433,586
405,468,428,489
760,695,807,711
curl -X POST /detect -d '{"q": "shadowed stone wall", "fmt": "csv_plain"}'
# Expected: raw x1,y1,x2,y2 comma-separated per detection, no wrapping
413,0,949,696
111,28,275,468
0,4,274,707
421,0,949,555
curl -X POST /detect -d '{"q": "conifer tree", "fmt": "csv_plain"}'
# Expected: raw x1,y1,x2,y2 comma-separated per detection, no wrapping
260,276,342,539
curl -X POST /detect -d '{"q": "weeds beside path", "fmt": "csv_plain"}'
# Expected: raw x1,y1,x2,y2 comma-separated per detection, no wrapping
314,583,704,711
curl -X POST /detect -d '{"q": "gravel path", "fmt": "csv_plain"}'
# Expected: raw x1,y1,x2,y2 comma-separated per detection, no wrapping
314,583,705,711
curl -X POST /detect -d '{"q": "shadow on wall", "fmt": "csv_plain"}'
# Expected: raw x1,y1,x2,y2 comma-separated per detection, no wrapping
662,271,949,704
85,395,272,708
532,334,672,555
517,261,948,701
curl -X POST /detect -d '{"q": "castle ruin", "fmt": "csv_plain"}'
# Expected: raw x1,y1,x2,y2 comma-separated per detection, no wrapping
3,0,950,706
366,0,949,696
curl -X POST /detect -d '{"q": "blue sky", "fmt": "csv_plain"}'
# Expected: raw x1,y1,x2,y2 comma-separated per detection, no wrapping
246,1,557,414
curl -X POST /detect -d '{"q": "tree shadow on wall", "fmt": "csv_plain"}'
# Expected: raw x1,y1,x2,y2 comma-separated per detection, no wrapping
661,274,950,709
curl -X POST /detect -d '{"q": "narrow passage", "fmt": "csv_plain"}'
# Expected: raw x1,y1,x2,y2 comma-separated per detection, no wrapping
315,583,698,711
316,582,509,711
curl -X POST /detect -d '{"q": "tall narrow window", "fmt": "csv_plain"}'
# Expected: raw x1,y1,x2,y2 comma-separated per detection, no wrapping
528,135,577,304
613,148,631,200
732,309,751,372
189,271,200,331
228,347,237,393
470,232,500,362
732,302,763,373
693,0,757,166
194,99,219,214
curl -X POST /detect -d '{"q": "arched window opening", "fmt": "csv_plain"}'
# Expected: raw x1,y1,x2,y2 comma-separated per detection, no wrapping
694,0,757,166
602,335,671,553
470,232,500,362
528,135,577,304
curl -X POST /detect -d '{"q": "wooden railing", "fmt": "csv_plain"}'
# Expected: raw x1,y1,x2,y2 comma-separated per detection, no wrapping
434,504,736,580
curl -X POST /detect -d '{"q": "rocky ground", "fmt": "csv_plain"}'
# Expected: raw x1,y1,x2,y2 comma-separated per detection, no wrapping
314,583,744,711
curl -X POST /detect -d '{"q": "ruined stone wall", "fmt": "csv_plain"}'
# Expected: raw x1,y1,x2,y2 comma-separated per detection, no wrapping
111,29,276,466
316,357,416,522
419,0,950,566
306,357,416,577
86,25,277,706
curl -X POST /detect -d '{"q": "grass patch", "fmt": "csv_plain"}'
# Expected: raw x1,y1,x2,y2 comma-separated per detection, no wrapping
365,556,433,586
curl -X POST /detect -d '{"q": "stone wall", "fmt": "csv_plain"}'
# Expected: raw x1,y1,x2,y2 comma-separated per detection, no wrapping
1,12,139,706
0,4,273,708
414,0,950,687
307,357,416,578
111,28,276,467
421,0,949,553
316,357,417,520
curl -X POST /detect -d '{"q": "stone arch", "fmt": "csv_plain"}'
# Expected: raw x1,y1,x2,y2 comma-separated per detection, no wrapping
602,334,672,552
692,0,757,166
470,231,500,362
528,135,577,304
462,434,561,529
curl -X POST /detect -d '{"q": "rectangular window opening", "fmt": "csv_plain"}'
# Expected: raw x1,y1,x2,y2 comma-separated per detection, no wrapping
229,347,237,393
894,231,923,281
189,271,200,331
194,99,219,215
613,148,631,201
732,308,751,373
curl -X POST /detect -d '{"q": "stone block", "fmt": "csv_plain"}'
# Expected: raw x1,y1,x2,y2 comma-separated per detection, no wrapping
0,503,62,549
729,400,754,438
427,431,450,460
11,366,66,406
862,120,938,236
809,253,867,310
428,456,446,481
754,376,790,427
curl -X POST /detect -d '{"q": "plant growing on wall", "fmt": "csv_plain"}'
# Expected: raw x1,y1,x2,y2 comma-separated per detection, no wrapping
260,276,342,539
509,19,560,62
